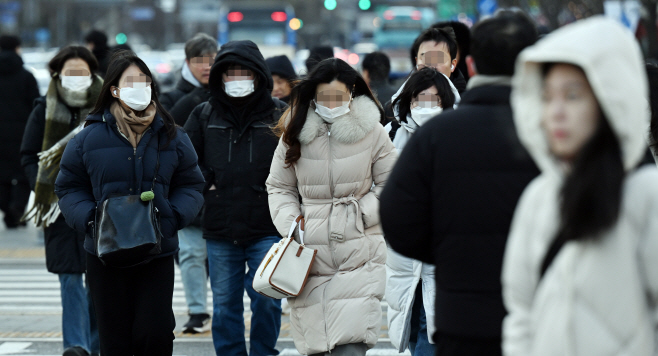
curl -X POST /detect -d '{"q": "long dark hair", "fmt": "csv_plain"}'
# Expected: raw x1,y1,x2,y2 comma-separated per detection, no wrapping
540,64,625,274
392,67,455,123
541,115,624,274
90,50,177,145
275,58,383,166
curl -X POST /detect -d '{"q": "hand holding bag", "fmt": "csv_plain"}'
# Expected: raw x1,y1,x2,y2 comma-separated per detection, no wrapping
253,215,317,299
91,136,163,268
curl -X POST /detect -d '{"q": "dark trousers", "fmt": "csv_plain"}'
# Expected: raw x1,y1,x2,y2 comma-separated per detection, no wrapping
434,332,501,356
87,254,176,356
0,179,29,228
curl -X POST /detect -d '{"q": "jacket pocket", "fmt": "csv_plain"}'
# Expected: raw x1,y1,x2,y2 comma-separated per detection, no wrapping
205,125,233,171
249,184,274,232
202,191,229,234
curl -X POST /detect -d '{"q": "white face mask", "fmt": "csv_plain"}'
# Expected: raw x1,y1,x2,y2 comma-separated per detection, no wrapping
224,80,255,97
61,75,92,92
314,96,351,122
410,106,443,126
118,85,152,111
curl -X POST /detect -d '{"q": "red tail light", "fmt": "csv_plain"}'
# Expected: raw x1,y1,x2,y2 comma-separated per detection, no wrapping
271,11,287,22
227,12,244,22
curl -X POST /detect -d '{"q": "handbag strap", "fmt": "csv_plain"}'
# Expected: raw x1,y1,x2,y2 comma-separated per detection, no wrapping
151,133,160,192
287,215,306,245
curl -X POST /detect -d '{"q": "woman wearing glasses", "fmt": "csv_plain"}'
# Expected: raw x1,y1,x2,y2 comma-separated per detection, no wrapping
267,58,397,356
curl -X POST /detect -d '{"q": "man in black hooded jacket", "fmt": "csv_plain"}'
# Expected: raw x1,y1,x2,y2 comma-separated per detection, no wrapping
0,35,39,228
184,40,286,356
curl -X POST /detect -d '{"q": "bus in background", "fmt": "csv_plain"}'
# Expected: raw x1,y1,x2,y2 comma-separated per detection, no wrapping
218,2,297,59
373,6,435,76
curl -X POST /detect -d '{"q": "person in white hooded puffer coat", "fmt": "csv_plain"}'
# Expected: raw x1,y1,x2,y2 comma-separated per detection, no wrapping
502,17,658,356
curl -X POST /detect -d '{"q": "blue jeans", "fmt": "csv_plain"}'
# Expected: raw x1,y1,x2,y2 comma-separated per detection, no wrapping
59,273,99,354
178,226,208,314
408,285,435,356
207,236,282,356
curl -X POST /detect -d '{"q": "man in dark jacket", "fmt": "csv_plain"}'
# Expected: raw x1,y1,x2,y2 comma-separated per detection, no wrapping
84,30,110,78
361,51,396,106
162,33,218,335
380,12,540,356
0,35,40,228
161,33,218,111
184,40,286,356
410,27,466,93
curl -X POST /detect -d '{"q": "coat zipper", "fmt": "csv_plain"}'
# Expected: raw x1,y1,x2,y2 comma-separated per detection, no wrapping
249,130,253,163
325,123,334,353
228,128,233,163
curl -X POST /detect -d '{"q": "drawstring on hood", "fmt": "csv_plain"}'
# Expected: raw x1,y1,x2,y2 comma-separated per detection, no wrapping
512,16,649,175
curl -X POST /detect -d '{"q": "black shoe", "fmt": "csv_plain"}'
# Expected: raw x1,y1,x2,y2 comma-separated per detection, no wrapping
183,313,211,334
63,347,89,356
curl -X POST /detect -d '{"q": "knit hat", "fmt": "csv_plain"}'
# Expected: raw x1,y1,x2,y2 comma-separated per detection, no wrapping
266,55,297,80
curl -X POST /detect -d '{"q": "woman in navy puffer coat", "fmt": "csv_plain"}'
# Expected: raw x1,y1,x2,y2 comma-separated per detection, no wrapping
55,50,204,355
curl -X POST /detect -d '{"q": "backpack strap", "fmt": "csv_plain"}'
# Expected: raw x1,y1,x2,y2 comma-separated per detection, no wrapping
199,102,214,130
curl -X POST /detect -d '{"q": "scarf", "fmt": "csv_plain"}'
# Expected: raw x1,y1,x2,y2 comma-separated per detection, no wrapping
110,101,157,148
23,74,103,227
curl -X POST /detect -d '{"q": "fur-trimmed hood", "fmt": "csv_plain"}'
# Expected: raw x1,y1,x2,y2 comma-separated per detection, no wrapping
299,95,381,145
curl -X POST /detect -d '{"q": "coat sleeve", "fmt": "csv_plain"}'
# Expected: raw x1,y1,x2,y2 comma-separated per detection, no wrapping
168,129,205,230
265,137,300,238
636,169,658,349
360,125,397,229
54,134,96,233
20,100,46,191
183,103,213,191
379,124,435,263
501,180,543,356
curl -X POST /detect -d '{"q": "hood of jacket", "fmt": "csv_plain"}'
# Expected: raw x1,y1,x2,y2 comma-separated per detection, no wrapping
208,40,273,106
0,51,24,74
511,16,648,174
299,95,381,145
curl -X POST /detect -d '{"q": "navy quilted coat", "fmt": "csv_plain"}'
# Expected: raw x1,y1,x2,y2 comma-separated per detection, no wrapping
55,108,205,257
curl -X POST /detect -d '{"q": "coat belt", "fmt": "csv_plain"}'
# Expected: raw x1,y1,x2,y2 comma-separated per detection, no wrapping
303,195,363,242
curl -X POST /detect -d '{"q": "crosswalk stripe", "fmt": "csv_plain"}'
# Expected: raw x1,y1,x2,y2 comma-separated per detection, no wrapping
0,264,389,331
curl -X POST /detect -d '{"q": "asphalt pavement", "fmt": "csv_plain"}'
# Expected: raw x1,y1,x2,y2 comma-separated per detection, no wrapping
0,218,408,355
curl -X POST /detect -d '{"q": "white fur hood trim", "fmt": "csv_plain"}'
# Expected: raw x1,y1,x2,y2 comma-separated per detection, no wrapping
299,96,381,145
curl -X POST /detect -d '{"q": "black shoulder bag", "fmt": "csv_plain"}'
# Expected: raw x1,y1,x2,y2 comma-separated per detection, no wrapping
92,135,163,268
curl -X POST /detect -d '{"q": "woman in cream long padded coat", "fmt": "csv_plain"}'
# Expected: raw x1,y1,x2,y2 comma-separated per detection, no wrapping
266,58,397,356
502,17,658,356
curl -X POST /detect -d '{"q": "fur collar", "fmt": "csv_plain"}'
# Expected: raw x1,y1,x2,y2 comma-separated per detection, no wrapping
299,96,380,145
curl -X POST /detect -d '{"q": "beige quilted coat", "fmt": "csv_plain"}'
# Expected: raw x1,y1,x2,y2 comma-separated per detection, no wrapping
266,96,397,354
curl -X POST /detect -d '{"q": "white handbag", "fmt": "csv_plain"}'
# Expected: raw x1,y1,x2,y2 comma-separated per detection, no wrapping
253,215,317,299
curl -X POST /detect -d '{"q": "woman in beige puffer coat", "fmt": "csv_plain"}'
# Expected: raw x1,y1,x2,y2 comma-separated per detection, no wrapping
266,58,397,356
